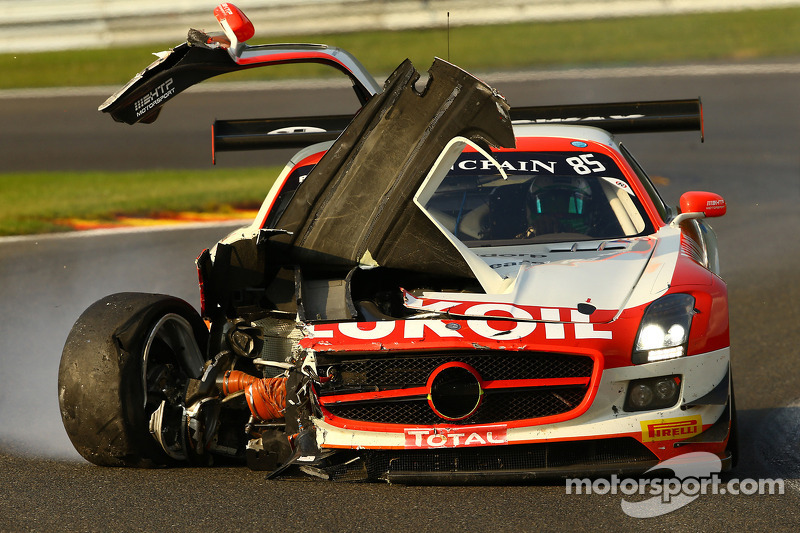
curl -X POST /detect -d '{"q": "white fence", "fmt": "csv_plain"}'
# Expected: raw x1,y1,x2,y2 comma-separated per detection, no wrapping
4,0,800,52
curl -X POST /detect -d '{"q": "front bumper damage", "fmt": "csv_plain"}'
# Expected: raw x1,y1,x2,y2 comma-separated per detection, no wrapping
298,348,733,483
225,334,731,483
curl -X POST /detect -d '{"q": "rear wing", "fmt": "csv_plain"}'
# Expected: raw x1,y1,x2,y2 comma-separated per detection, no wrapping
511,99,703,139
212,98,704,158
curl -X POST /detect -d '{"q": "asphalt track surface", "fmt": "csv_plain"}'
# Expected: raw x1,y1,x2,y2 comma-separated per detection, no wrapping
1,61,800,531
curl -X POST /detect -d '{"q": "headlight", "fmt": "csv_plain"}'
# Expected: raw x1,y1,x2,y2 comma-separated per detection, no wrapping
633,294,695,364
624,375,682,412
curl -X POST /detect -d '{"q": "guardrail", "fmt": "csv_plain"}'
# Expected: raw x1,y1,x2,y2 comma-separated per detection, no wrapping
4,0,800,53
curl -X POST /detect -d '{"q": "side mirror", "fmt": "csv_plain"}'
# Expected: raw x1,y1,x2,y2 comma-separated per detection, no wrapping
671,191,726,226
214,3,255,48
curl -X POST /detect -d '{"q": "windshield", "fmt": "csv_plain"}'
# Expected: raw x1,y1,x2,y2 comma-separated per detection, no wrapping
422,150,653,245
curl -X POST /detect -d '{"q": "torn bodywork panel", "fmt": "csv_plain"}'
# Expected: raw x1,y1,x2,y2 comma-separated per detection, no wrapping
201,58,515,318
270,58,515,272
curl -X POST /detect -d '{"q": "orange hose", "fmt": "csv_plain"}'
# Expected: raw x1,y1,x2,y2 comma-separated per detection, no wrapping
221,370,287,421
221,370,256,396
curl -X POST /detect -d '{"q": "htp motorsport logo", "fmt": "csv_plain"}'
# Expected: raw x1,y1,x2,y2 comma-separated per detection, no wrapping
134,78,175,118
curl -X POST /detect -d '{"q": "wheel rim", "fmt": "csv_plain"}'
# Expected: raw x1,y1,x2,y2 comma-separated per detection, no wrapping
141,313,205,409
141,313,206,460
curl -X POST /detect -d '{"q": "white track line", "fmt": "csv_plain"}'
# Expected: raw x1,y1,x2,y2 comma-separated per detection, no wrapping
0,220,249,244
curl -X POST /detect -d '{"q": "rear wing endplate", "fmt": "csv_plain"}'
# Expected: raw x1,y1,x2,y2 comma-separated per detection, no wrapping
212,98,704,159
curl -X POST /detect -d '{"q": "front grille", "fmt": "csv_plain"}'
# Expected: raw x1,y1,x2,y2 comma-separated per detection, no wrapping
320,351,592,385
317,351,594,425
328,388,587,425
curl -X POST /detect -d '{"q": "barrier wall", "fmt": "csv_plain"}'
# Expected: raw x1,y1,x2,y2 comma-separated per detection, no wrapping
4,0,799,53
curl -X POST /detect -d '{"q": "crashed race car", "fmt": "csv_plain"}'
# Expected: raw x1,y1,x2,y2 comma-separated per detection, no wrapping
59,3,735,483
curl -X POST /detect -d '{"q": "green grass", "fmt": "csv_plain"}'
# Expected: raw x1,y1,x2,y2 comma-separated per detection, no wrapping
2,7,799,89
0,167,281,236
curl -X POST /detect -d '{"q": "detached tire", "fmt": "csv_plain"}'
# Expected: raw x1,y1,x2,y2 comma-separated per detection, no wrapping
59,293,208,467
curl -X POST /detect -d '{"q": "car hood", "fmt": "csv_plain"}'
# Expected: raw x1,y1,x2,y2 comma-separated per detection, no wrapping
404,238,662,323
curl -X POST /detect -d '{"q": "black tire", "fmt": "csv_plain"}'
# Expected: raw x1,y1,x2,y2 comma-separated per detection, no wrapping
58,293,208,467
